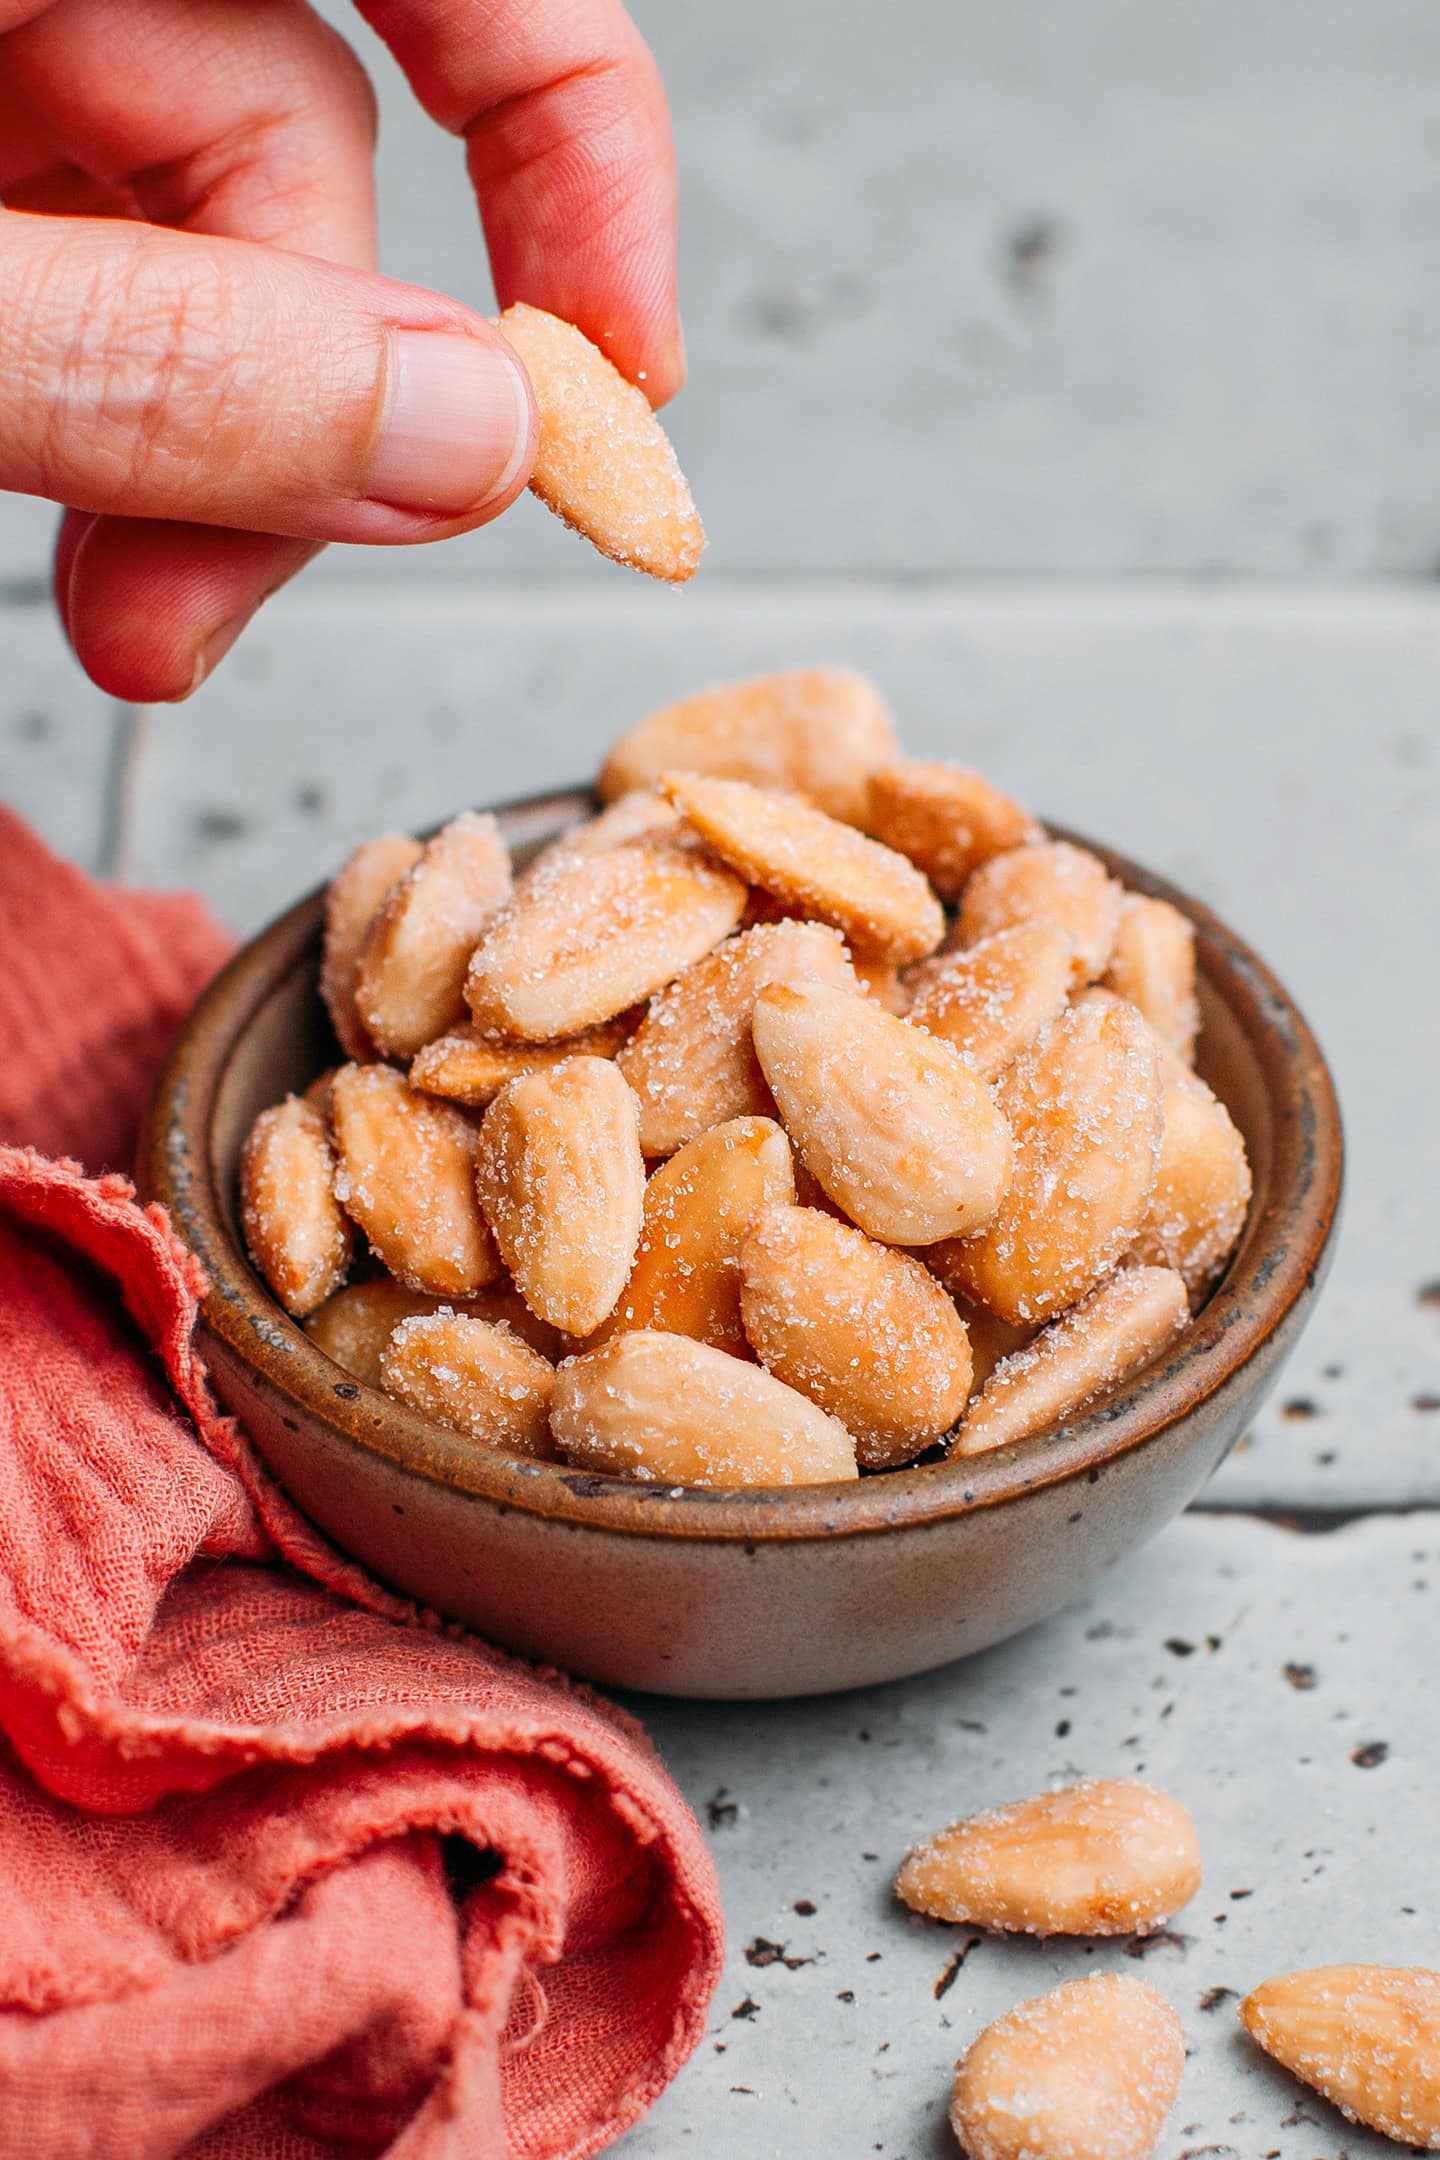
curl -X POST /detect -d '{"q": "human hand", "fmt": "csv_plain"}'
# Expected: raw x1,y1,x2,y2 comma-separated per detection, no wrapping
0,0,680,701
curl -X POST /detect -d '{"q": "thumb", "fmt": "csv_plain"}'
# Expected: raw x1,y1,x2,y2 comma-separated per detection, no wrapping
0,210,536,543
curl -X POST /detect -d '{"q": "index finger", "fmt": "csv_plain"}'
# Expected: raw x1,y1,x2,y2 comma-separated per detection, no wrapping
352,0,682,403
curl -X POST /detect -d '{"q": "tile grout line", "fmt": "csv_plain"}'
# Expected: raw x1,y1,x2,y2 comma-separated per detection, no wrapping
95,703,150,881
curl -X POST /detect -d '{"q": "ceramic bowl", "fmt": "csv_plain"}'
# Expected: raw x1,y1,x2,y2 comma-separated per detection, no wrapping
139,790,1342,1699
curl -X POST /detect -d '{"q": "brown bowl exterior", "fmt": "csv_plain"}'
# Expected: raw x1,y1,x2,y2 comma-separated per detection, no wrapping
139,792,1342,1699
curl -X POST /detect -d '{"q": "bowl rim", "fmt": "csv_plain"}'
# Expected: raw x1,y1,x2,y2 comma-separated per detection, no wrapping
139,788,1344,1546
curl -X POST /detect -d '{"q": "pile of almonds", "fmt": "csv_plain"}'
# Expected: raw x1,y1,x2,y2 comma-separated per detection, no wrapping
895,1779,1440,2157
240,664,1253,1485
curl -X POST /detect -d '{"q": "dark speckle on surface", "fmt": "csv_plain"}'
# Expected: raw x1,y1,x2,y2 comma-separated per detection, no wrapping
333,1381,360,1400
1283,1662,1317,1689
1350,1740,1390,1768
933,1936,982,1999
1280,1397,1320,1421
707,1789,739,1830
13,708,49,742
1004,214,1063,292
1416,1280,1440,1312
1198,1985,1238,2012
294,782,327,818
792,1899,816,1917
192,805,251,844
730,1998,760,2022
1166,1637,1197,1657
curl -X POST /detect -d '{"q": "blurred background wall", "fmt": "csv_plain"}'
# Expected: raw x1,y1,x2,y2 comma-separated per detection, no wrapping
4,0,1440,592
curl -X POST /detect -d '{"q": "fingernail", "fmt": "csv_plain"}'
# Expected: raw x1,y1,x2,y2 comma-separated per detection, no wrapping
368,331,533,515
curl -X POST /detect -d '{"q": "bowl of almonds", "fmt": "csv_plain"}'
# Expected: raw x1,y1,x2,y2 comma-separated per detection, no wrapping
141,666,1341,1698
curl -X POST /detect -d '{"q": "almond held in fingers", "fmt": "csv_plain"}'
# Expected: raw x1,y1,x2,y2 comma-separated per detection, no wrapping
753,981,1013,1246
1239,1966,1440,2149
864,760,1041,901
1129,1068,1251,1295
499,301,704,583
897,1778,1202,1936
410,1018,630,1109
740,1204,973,1467
240,1095,352,1317
938,998,1163,1324
602,1117,795,1354
475,1055,644,1336
465,836,746,1041
617,919,858,1156
600,667,899,824
957,839,1122,985
306,1278,564,1385
551,1331,858,1487
660,771,945,965
355,812,512,1060
321,833,424,1058
954,1266,1188,1455
330,1063,497,1296
951,1973,1186,2160
905,921,1074,1081
379,1311,556,1459
1102,893,1199,1063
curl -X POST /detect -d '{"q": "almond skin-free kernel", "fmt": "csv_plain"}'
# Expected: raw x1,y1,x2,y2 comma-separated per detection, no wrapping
499,302,704,582
1102,893,1199,1063
600,1117,795,1354
951,1973,1186,2160
330,1063,498,1296
551,1330,859,1487
1129,1066,1251,1295
600,667,898,825
752,980,1013,1246
379,1310,556,1459
410,1017,631,1109
661,771,945,965
474,1055,645,1335
957,840,1122,985
741,1203,973,1466
898,1778,1202,1936
465,835,747,1042
937,999,1163,1324
864,760,1041,901
306,1277,564,1386
954,1266,1188,1455
321,833,424,1059
904,921,1074,1081
354,811,512,1059
1240,1966,1440,2148
240,1095,352,1317
616,918,858,1155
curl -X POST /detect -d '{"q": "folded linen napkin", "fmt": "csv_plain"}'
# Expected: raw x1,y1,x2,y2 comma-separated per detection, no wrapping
0,810,722,2160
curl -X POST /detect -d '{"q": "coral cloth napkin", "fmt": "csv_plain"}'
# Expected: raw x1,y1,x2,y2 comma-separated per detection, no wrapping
0,809,722,2160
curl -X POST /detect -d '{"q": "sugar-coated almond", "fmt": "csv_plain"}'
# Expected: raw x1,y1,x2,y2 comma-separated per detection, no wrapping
617,919,858,1155
957,840,1122,984
305,1278,564,1386
465,835,746,1041
499,302,704,583
600,1117,795,1354
898,1778,1202,1936
321,833,424,1058
741,1204,972,1466
379,1310,556,1459
1102,894,1199,1063
517,791,682,894
354,812,512,1059
661,771,944,965
600,667,899,824
851,955,909,1013
752,981,1013,1245
330,1063,497,1295
954,1266,1188,1454
905,921,1074,1081
1240,1966,1440,2149
951,1973,1186,2160
410,1017,630,1108
303,1066,338,1119
474,1056,644,1335
240,1095,352,1317
551,1331,858,1487
864,760,1041,901
1129,1067,1251,1295
937,999,1163,1323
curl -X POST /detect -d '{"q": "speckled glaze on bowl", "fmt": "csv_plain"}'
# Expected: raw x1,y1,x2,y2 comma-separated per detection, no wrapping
139,791,1342,1699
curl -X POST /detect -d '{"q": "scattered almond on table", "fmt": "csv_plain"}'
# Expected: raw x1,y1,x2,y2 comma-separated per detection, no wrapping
238,664,1252,1487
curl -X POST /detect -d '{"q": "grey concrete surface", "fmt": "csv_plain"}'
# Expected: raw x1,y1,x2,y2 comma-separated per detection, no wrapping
628,1510,1434,2160
7,1,1440,583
